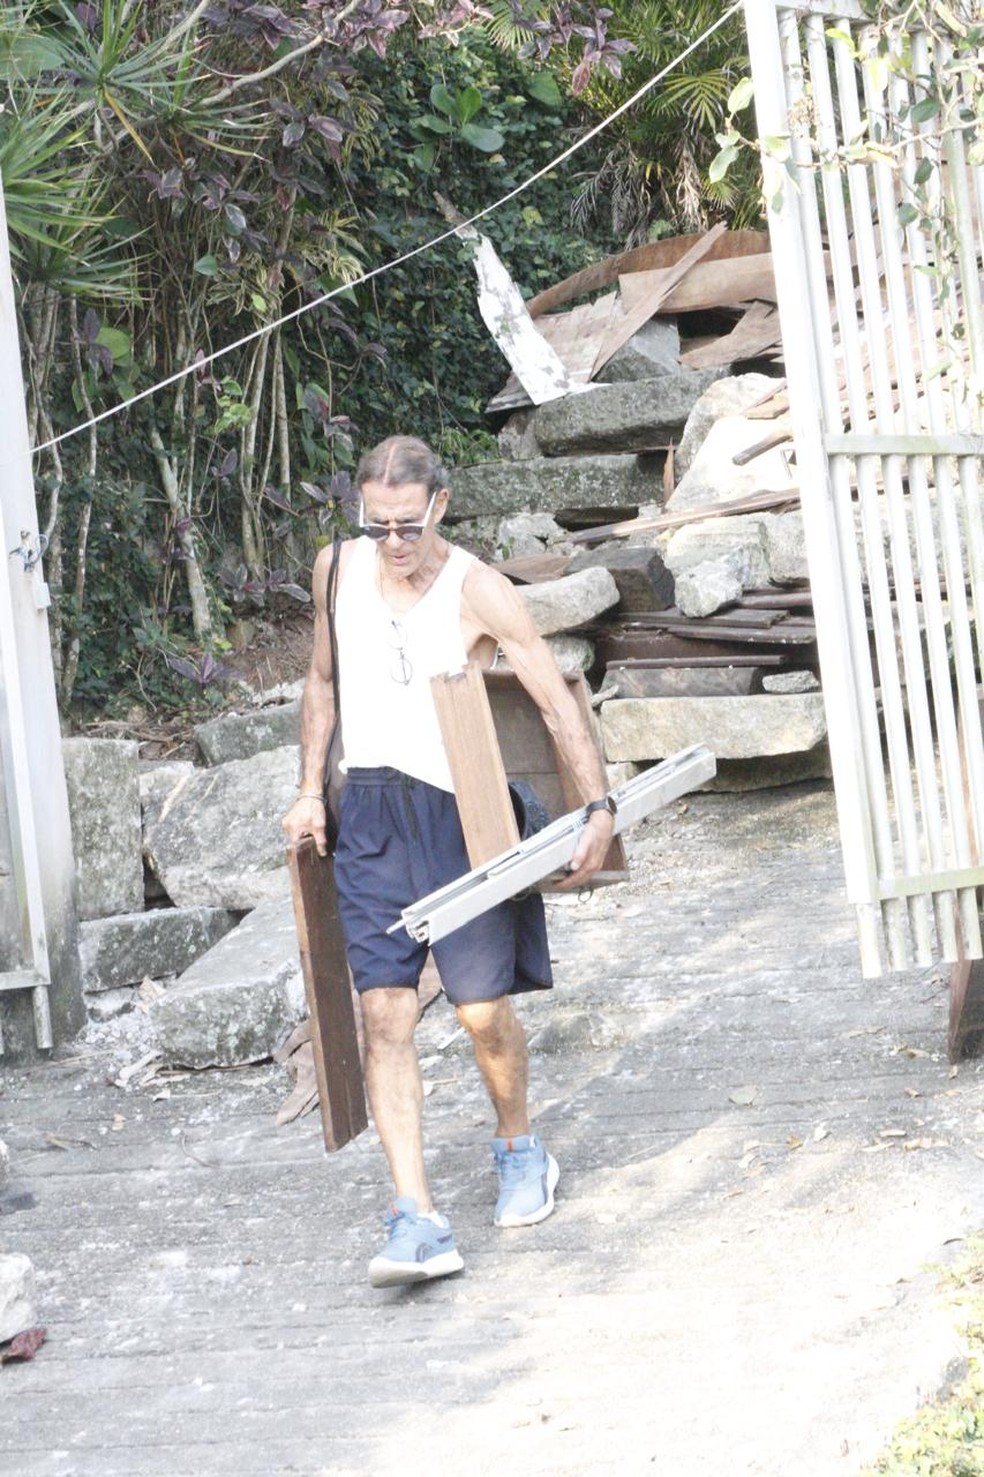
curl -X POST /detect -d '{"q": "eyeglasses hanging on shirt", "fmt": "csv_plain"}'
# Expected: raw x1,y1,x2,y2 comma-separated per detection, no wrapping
358,489,438,544
388,619,412,686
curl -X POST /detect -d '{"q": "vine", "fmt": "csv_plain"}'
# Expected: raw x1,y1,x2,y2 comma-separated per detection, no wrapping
710,3,984,414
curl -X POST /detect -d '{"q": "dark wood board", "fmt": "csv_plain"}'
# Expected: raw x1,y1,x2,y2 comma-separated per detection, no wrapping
287,841,368,1152
431,664,521,869
607,664,767,698
482,668,628,884
949,954,984,1062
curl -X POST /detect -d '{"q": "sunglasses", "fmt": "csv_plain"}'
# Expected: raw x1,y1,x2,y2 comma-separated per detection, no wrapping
358,489,438,544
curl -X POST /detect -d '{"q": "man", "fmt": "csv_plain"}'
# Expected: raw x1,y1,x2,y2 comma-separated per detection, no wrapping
282,435,614,1289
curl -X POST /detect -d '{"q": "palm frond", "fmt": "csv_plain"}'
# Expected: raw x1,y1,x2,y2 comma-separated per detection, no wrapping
652,71,733,132
482,1,547,53
1,89,139,299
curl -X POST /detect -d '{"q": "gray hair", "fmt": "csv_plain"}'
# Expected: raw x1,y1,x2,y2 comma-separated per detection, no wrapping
355,435,449,494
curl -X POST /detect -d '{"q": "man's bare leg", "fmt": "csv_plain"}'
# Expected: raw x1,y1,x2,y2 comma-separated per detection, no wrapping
360,987,432,1210
455,995,530,1137
456,994,558,1228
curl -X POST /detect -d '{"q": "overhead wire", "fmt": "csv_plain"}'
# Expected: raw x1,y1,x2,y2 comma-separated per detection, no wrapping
27,2,743,459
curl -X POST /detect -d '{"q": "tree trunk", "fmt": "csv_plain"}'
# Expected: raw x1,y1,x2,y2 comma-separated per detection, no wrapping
61,301,98,708
148,424,214,643
239,333,270,575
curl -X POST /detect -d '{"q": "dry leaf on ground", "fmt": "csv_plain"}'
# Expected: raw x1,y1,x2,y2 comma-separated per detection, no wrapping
1,1327,45,1364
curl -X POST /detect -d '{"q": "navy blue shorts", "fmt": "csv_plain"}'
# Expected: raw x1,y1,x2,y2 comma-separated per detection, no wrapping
334,768,553,1005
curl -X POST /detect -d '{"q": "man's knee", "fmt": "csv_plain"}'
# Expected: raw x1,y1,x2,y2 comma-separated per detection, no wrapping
360,986,419,1050
455,995,521,1049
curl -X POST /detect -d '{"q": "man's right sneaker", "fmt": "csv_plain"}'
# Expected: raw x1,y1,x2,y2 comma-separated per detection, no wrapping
367,1197,465,1289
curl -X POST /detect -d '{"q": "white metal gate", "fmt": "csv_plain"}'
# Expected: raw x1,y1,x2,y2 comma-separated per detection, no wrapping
745,0,984,975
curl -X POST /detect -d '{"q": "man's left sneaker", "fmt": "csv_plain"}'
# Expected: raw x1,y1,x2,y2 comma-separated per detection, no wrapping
492,1133,559,1227
368,1197,465,1288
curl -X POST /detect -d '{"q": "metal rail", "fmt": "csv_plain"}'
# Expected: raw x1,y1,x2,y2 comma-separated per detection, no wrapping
390,745,716,946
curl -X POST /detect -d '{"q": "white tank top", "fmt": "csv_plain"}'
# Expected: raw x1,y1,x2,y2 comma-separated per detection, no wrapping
335,537,475,791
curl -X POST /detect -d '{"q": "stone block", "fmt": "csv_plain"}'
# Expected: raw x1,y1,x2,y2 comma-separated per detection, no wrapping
139,761,196,831
532,371,723,457
606,760,642,788
663,516,771,587
0,1253,37,1342
150,897,307,1068
675,553,745,618
545,635,595,674
495,633,595,675
761,510,809,585
79,906,240,992
600,693,828,761
568,541,674,611
83,986,137,1021
195,700,300,766
608,664,765,698
497,408,540,461
496,512,568,560
139,762,200,904
667,414,798,512
448,455,664,520
762,670,820,694
699,747,832,790
675,372,780,477
62,738,143,920
521,567,620,636
143,747,298,910
595,318,681,383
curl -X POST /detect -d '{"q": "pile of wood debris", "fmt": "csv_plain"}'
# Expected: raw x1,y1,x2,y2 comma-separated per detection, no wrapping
469,225,820,711
486,221,787,413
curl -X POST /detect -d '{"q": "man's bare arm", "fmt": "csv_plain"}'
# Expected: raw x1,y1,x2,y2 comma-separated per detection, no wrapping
282,543,339,856
462,562,614,889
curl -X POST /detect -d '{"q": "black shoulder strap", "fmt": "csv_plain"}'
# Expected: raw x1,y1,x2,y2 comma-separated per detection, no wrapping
326,537,341,711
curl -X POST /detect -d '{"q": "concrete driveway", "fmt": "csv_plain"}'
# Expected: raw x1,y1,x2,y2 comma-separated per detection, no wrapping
2,780,983,1476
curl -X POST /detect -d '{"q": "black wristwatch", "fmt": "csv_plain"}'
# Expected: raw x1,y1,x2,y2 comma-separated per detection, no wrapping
584,796,616,818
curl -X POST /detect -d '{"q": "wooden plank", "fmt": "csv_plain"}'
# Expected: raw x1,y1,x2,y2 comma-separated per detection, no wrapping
679,302,783,369
619,254,778,315
608,654,788,669
949,955,984,1061
732,422,793,466
484,669,628,883
485,293,621,413
658,623,816,646
431,664,520,868
591,225,726,377
527,229,770,318
594,626,819,667
569,487,802,545
534,292,621,381
739,588,812,609
626,607,817,641
746,389,791,419
646,607,782,630
492,552,571,585
286,841,368,1153
432,665,627,887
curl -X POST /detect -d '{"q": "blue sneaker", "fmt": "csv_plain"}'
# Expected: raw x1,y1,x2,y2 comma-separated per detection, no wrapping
492,1134,560,1227
368,1197,465,1289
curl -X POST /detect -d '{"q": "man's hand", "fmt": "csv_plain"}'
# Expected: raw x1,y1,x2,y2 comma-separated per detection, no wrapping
553,809,614,891
282,795,329,857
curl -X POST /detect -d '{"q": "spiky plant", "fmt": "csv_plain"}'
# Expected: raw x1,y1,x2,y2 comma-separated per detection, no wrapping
566,1,761,242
